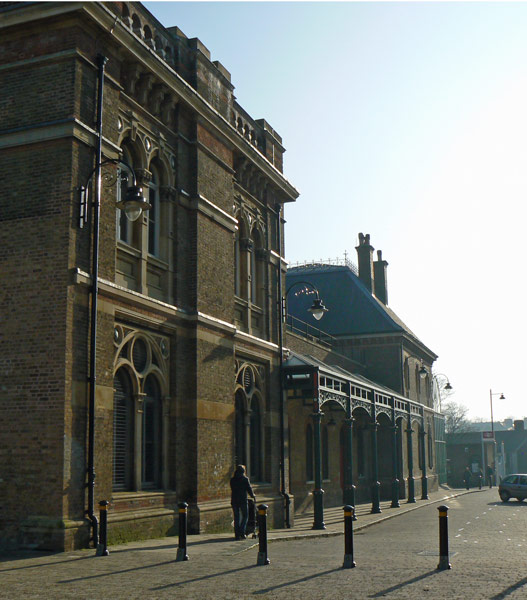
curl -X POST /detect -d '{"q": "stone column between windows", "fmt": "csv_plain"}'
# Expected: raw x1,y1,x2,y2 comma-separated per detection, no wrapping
136,169,152,296
160,185,177,305
134,392,147,491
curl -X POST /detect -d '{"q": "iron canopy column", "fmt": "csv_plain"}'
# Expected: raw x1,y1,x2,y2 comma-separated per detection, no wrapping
312,373,325,529
420,424,429,500
406,412,416,503
370,417,381,514
342,384,356,515
391,418,400,508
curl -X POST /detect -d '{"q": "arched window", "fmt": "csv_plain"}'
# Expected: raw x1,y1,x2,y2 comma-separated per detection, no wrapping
415,365,421,397
403,358,410,393
322,425,329,480
234,230,241,296
306,424,314,481
250,397,262,481
113,368,134,491
117,146,137,246
356,421,366,477
251,228,264,308
428,422,434,469
113,328,169,492
147,165,160,257
418,425,424,469
142,374,162,488
235,362,266,481
234,390,246,466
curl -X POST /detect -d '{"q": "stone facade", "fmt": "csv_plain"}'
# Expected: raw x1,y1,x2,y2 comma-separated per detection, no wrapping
0,1,297,550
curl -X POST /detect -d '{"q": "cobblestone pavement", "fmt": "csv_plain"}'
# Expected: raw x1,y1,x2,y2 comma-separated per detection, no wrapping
4,486,525,599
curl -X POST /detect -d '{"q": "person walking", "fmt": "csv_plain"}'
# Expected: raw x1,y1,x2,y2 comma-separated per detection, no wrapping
230,465,256,540
463,466,471,490
486,464,494,488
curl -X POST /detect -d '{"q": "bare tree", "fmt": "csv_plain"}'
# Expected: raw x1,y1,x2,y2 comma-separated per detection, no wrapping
443,400,472,434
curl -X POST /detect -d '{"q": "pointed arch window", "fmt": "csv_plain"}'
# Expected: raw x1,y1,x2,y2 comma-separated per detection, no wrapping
117,146,138,247
251,228,264,308
428,422,434,468
142,374,162,488
113,327,169,492
234,230,241,297
235,362,267,482
113,368,134,491
234,390,246,466
250,397,262,481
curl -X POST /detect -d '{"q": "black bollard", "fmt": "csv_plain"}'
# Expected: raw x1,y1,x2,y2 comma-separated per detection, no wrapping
256,504,270,565
176,502,189,561
479,474,482,490
342,505,356,568
437,505,451,570
96,500,110,556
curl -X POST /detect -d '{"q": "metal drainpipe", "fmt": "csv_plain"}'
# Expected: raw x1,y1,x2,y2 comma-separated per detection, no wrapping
275,203,290,528
86,53,107,547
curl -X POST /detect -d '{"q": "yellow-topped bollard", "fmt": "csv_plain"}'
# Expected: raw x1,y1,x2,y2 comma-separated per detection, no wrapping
437,505,451,570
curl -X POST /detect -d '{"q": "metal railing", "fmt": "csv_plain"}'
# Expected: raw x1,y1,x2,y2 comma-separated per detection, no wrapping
288,254,358,276
285,314,334,347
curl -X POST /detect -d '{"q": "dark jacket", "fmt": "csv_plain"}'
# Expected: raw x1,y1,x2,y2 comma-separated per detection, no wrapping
230,473,255,506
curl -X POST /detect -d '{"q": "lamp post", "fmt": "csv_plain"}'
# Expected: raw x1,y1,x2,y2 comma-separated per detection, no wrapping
430,373,453,413
82,54,150,548
277,270,328,530
489,389,505,481
430,373,453,486
418,366,453,499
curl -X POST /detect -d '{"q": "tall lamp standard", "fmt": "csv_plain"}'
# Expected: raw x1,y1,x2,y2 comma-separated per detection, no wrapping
81,55,150,549
275,257,328,530
430,373,453,486
418,367,453,499
489,389,505,482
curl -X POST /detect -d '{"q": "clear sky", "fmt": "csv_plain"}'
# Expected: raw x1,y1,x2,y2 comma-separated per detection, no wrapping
145,1,527,423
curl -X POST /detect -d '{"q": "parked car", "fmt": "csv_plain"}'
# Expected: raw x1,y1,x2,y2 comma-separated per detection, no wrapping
499,474,527,502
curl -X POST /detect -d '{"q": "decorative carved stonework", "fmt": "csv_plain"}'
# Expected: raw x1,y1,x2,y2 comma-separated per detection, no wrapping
149,84,166,116
136,72,154,105
240,237,253,251
136,168,152,185
160,185,177,203
121,63,142,96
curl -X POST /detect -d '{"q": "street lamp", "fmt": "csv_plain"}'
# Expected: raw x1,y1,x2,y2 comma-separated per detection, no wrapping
489,389,505,485
284,281,329,321
274,236,329,530
283,280,328,529
490,389,506,439
432,373,453,412
82,54,149,551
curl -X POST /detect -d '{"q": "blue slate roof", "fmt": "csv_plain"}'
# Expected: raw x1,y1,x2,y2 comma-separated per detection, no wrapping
286,264,431,354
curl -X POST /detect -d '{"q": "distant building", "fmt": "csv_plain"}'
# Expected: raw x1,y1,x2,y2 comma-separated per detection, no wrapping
447,420,527,486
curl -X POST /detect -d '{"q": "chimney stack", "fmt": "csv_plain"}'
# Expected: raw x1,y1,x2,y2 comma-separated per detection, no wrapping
356,233,374,292
373,250,388,305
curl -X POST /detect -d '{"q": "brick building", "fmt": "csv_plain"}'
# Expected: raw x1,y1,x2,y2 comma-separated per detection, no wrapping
0,1,297,550
0,2,446,551
285,234,443,508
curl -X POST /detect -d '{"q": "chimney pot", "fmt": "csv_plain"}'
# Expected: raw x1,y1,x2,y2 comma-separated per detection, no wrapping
374,249,389,305
356,232,374,292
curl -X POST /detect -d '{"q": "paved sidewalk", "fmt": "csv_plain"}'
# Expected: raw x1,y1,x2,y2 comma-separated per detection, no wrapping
109,484,474,555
